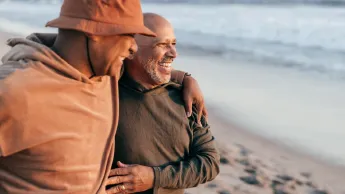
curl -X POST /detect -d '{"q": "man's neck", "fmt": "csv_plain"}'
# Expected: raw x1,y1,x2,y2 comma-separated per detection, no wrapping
52,31,94,78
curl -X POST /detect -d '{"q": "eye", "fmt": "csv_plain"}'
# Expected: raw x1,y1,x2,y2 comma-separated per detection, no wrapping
172,42,176,46
156,43,166,47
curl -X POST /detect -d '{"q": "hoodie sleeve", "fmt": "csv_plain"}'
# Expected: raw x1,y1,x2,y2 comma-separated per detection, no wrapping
0,86,8,157
0,87,14,157
0,67,27,157
152,111,220,189
0,61,46,157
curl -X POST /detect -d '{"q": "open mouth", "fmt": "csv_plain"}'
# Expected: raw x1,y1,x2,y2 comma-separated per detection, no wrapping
158,62,173,74
159,62,172,68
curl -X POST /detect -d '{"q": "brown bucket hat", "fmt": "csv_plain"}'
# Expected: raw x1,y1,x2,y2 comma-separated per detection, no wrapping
46,0,156,37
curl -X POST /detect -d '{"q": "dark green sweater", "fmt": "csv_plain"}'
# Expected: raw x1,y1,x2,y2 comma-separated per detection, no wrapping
113,73,220,194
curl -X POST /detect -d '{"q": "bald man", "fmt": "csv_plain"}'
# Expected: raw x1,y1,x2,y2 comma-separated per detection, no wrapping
105,13,220,194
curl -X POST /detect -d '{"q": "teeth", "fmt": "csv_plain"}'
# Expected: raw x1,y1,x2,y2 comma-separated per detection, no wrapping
159,63,171,68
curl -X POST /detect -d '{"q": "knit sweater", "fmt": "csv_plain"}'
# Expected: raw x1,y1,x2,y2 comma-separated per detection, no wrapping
112,73,220,194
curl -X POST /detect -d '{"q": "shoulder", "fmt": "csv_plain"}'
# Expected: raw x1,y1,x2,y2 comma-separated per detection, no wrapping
0,61,29,80
0,61,40,113
0,60,45,87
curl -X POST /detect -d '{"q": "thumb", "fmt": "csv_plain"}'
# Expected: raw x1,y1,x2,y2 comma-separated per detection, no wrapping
117,161,129,168
184,100,193,117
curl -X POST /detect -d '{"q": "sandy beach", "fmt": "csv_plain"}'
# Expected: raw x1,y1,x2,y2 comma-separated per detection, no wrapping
1,31,345,194
174,52,345,194
186,110,345,194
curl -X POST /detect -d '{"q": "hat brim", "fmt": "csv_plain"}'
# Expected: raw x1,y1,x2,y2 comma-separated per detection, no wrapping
46,16,156,37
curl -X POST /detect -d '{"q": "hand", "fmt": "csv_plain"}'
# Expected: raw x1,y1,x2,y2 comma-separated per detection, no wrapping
106,161,154,194
182,75,208,124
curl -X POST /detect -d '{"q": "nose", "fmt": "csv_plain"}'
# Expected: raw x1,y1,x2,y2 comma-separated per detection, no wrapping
167,45,178,59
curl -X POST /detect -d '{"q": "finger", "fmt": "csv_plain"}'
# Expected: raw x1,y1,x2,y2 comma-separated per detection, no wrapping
106,185,123,194
183,95,193,117
109,167,131,176
123,183,134,192
196,102,204,125
106,183,134,194
106,175,133,185
202,104,209,123
117,161,130,168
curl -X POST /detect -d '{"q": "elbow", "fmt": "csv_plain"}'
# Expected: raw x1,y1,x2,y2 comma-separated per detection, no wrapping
200,154,221,184
213,160,221,180
207,147,221,182
209,155,221,182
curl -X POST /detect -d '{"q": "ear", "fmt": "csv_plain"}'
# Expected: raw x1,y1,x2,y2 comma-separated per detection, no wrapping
85,33,102,42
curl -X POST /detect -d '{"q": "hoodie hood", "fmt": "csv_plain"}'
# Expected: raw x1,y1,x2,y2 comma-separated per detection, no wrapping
1,33,93,83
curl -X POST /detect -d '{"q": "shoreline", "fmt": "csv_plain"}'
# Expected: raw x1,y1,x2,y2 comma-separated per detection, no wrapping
211,103,345,169
182,103,345,194
175,47,345,165
174,51,345,193
201,106,345,193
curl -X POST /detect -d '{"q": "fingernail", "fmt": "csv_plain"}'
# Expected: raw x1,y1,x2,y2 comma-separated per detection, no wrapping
186,112,191,117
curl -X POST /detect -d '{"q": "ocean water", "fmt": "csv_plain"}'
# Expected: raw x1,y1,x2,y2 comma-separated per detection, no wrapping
0,1,345,165
1,1,345,77
144,4,345,78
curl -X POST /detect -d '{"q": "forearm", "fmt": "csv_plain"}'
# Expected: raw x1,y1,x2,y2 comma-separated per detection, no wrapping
153,149,219,189
153,123,220,189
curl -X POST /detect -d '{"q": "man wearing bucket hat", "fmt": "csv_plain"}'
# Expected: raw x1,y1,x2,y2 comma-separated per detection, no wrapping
0,0,206,194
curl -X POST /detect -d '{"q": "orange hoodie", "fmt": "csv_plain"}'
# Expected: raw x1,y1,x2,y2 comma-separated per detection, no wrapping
0,37,118,194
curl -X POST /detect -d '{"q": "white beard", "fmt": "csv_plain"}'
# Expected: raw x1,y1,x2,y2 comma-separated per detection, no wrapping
142,58,170,84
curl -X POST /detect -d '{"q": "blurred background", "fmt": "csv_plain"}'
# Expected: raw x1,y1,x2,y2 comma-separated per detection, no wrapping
0,0,345,192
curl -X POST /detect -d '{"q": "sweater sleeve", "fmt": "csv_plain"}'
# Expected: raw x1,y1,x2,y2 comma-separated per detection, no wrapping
152,112,220,189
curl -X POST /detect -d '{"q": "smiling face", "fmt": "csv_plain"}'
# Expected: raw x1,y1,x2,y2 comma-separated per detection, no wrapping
130,14,177,87
88,34,138,77
139,34,177,84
